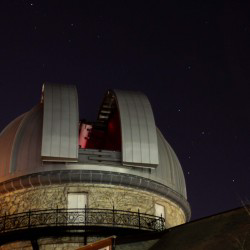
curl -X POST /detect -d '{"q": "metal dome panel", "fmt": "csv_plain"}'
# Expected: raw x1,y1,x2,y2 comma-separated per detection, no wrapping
0,114,25,176
155,128,187,198
98,90,159,167
41,83,79,162
114,90,159,167
10,104,43,173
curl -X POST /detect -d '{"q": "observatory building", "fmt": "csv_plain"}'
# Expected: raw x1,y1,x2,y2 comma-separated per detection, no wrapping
0,83,190,249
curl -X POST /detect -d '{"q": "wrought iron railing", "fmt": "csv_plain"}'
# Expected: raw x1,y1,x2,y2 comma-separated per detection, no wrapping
0,208,165,233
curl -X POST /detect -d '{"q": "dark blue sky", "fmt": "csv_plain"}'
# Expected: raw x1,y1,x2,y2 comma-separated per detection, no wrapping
0,1,249,220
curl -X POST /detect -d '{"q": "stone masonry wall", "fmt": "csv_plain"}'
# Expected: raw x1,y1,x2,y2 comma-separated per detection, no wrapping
0,183,186,227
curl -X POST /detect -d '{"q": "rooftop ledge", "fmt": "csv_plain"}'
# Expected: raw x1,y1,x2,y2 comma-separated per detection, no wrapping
78,149,121,165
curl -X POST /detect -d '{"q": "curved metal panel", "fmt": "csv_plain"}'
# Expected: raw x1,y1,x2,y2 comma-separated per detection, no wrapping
0,114,25,177
10,104,43,173
41,83,79,161
113,90,159,167
155,128,187,198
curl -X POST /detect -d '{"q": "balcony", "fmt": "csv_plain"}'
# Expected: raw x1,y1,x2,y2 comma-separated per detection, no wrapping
0,208,165,245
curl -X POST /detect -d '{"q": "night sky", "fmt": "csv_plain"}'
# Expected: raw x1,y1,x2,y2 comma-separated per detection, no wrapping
0,1,249,221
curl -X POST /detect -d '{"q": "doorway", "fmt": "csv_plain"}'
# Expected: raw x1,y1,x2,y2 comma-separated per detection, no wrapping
155,203,165,219
67,193,87,209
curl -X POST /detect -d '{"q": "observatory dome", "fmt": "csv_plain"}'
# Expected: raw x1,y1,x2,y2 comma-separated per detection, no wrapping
0,83,190,222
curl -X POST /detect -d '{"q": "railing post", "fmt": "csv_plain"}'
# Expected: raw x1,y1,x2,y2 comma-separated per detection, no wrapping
138,209,141,229
112,205,115,227
85,204,87,227
56,206,58,226
28,210,31,228
2,212,6,232
160,214,164,231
